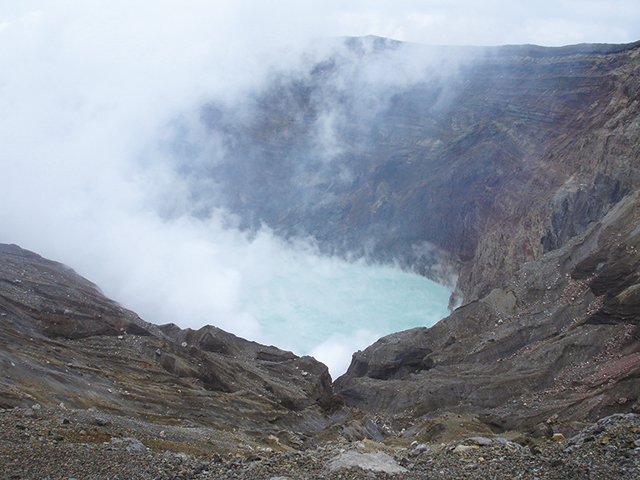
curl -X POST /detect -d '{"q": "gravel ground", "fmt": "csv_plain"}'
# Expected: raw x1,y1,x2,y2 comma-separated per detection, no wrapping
2,406,640,479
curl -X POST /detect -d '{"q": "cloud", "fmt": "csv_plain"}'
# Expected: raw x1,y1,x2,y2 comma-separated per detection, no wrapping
321,1,640,46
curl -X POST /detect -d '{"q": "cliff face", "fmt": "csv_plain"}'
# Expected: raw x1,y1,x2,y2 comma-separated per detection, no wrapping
185,36,640,431
186,37,640,302
335,192,640,430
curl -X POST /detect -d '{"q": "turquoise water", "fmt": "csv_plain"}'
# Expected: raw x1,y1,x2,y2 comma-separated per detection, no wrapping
241,257,451,377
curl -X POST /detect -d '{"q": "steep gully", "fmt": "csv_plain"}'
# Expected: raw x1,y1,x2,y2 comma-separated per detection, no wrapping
2,37,640,449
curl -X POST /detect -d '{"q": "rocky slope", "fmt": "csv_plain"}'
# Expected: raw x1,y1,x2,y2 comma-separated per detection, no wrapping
3,406,640,479
336,191,640,432
0,243,368,453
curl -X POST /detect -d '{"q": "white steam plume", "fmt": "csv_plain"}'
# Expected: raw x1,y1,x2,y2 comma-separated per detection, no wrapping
0,3,453,377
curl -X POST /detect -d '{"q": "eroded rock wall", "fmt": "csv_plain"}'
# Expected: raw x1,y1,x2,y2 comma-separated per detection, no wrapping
336,192,640,430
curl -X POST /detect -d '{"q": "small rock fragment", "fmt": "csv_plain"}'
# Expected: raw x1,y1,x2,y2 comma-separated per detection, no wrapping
453,445,478,453
327,451,407,473
466,436,492,446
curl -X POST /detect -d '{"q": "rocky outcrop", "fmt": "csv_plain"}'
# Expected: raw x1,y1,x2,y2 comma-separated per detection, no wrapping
0,243,354,445
336,192,640,431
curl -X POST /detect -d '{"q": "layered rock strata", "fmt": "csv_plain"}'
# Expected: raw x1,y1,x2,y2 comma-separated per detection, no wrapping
336,191,640,432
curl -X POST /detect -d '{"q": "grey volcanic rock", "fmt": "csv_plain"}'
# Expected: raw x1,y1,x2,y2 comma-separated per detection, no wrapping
327,451,407,473
0,243,156,339
0,243,348,444
336,192,640,430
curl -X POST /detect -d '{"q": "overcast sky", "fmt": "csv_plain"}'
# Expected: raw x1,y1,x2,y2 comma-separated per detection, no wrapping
1,1,639,373
1,1,639,49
